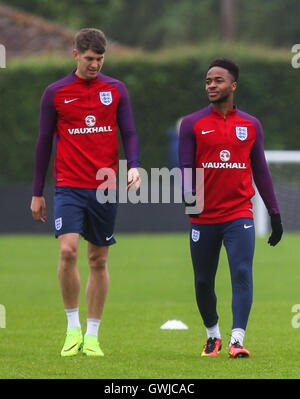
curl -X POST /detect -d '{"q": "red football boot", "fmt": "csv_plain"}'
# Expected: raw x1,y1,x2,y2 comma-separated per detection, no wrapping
201,337,222,357
229,342,250,358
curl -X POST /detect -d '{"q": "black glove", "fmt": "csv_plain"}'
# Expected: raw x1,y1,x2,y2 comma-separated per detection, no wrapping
183,192,200,216
268,214,283,246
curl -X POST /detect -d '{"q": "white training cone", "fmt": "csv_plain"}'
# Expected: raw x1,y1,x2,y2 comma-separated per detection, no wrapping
160,320,188,330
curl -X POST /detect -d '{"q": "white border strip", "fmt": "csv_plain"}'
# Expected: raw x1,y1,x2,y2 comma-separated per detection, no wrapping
265,150,300,163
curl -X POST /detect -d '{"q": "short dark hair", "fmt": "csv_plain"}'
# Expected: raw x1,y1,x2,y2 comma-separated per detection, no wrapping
208,58,239,82
74,28,107,54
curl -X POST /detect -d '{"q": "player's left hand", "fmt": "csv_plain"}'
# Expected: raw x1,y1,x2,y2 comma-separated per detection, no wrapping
127,168,141,191
268,213,283,246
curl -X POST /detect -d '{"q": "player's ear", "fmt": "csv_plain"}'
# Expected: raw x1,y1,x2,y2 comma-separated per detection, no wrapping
73,49,79,60
232,81,238,92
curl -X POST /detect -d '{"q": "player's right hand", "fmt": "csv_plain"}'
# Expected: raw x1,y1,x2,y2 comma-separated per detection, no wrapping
127,168,141,191
30,196,47,223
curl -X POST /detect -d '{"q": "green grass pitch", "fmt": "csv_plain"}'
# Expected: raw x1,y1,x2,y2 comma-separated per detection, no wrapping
0,232,299,379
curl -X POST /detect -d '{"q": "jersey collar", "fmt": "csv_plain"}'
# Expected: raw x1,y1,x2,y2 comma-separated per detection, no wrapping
72,69,99,84
210,104,237,119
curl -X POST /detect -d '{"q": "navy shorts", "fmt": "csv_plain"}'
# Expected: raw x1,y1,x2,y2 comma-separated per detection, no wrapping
54,187,117,246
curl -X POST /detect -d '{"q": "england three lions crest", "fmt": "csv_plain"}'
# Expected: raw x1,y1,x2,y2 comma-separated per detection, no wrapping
191,229,200,242
99,91,113,105
55,217,62,231
236,126,248,141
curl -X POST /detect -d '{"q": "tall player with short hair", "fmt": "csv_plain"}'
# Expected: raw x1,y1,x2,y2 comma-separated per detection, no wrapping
31,28,140,357
179,58,283,358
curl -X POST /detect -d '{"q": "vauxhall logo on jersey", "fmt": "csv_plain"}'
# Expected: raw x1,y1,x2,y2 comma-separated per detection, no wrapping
219,150,231,162
201,150,247,169
67,115,113,135
85,115,96,127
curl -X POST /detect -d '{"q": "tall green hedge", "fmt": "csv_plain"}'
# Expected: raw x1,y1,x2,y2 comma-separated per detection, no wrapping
0,45,299,184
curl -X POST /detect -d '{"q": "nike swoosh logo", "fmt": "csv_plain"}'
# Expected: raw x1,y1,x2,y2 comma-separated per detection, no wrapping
62,343,77,352
202,130,215,134
106,235,113,241
244,224,253,229
64,98,79,103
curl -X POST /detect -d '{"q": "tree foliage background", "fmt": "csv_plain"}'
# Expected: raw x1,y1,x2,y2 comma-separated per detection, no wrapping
3,0,300,49
1,0,300,183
